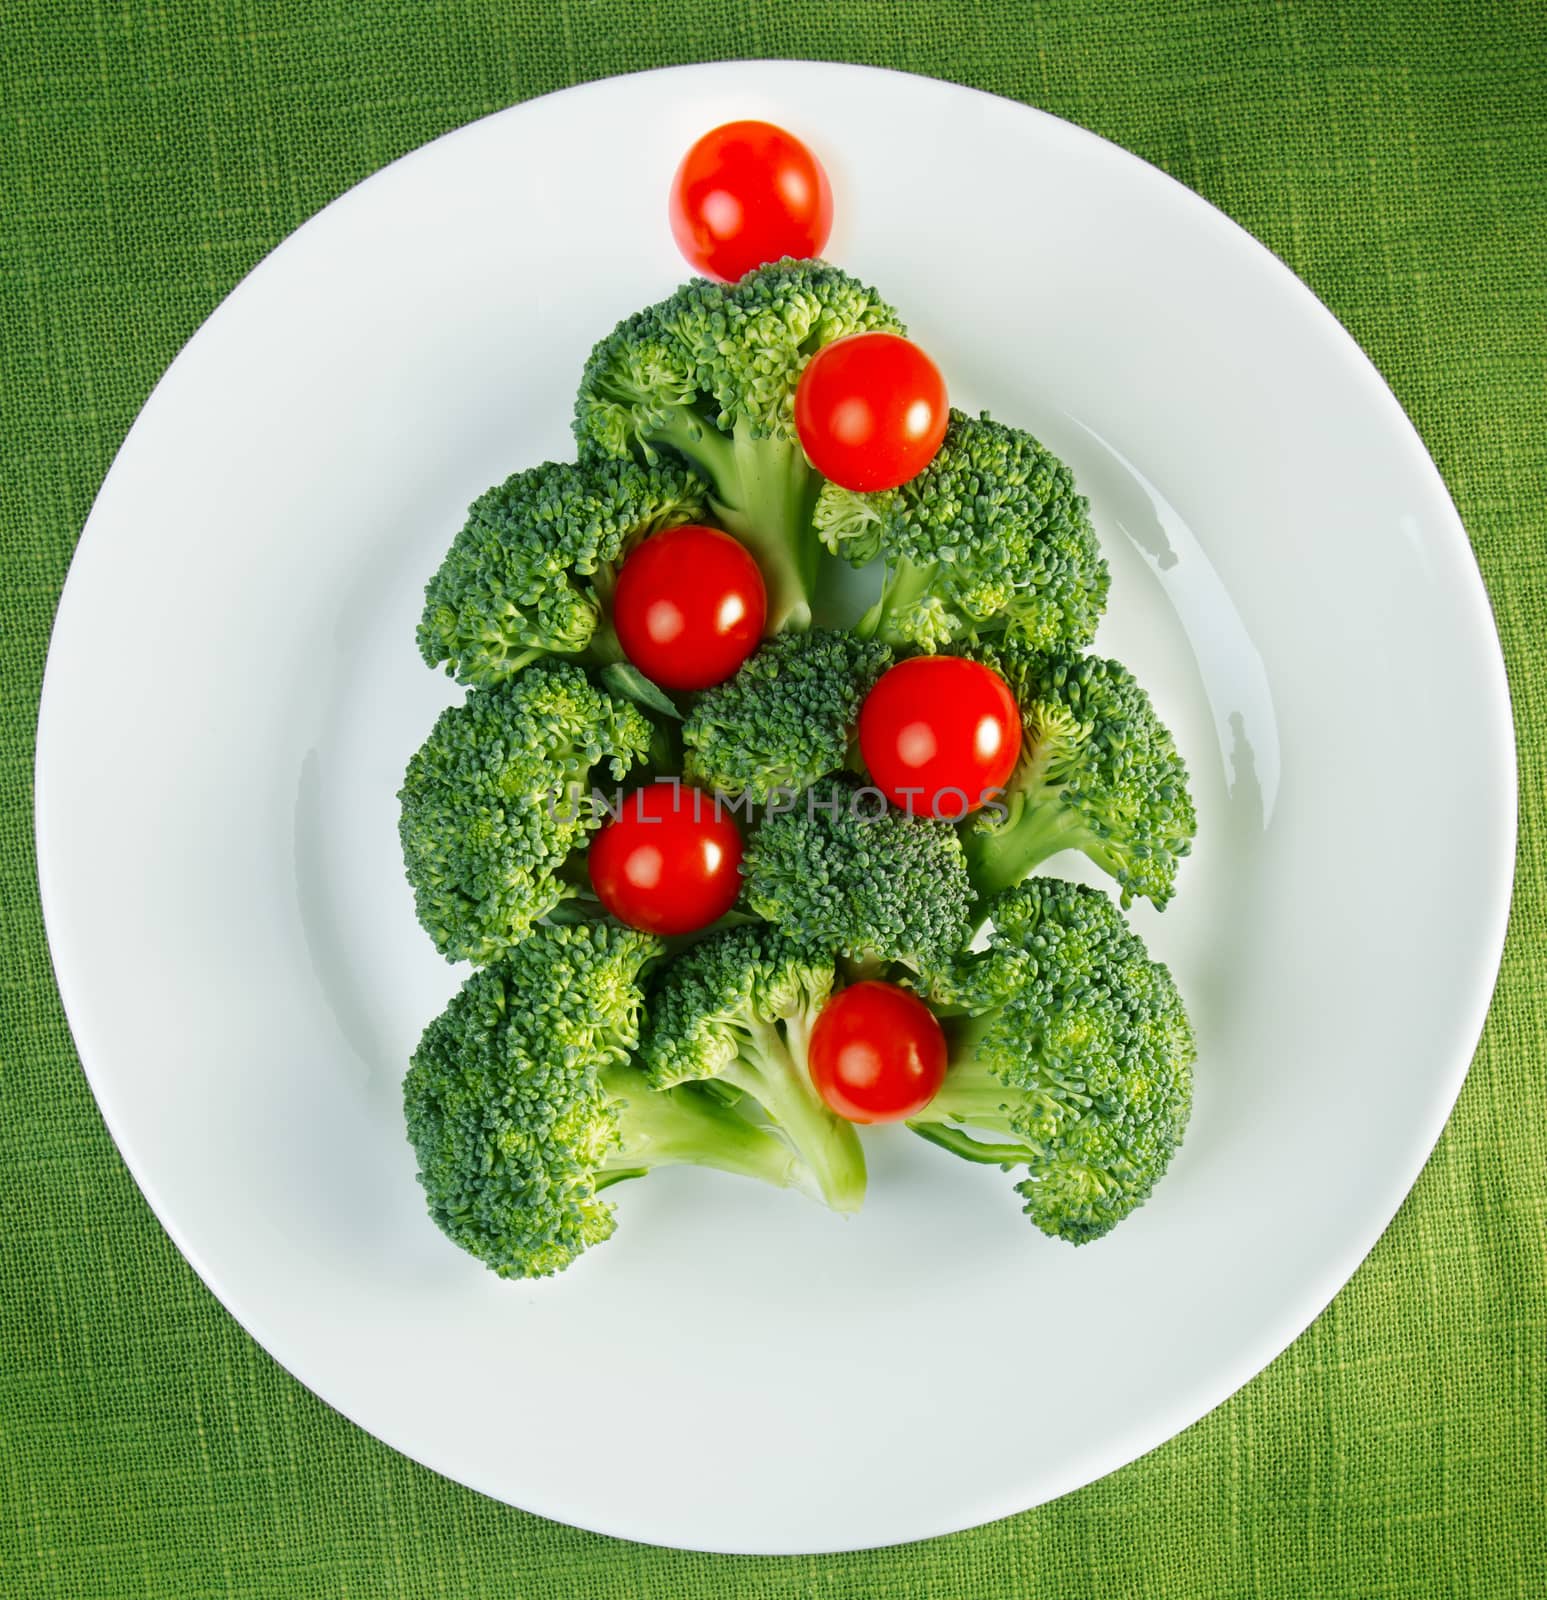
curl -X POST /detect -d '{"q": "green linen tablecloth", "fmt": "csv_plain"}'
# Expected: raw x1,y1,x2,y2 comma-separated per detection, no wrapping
3,2,1543,1594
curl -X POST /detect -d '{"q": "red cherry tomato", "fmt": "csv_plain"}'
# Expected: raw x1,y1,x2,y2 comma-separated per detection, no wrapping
587,781,744,936
808,981,948,1123
858,656,1023,819
612,524,767,691
669,120,833,282
794,332,949,492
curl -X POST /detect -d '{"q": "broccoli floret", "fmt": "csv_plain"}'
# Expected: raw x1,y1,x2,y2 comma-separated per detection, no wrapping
398,663,652,963
909,878,1195,1244
681,629,893,802
742,777,974,984
418,457,709,688
404,923,807,1278
639,927,866,1212
574,259,904,632
815,411,1109,653
960,642,1196,910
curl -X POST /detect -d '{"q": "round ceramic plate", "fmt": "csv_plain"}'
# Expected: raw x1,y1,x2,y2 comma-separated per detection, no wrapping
36,62,1514,1553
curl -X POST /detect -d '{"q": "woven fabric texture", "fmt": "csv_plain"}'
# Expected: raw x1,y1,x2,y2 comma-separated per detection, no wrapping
3,2,1544,1595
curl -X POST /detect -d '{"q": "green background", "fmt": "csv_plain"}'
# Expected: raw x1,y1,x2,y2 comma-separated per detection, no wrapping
3,1,1543,1594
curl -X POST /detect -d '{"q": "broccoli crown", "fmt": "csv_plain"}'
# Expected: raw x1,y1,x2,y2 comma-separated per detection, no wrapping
640,925,865,1213
815,411,1110,653
418,457,709,687
398,664,652,963
641,924,835,1088
961,642,1196,910
742,777,974,980
575,259,904,456
403,921,661,1278
917,877,1195,1244
681,629,894,802
573,261,905,632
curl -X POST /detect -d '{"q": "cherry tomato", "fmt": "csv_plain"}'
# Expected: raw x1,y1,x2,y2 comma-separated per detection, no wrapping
858,656,1023,819
587,781,744,936
794,332,949,492
808,981,948,1123
669,120,833,282
612,524,767,691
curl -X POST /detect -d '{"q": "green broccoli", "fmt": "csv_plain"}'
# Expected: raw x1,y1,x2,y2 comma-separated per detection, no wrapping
640,927,866,1212
417,457,709,688
398,663,651,964
959,642,1196,910
681,629,893,802
574,259,903,632
741,777,974,984
909,878,1195,1244
815,411,1109,653
404,923,808,1279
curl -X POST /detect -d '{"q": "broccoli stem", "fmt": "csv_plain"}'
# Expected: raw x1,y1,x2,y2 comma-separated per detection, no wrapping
914,1015,1010,1127
841,953,887,984
641,716,685,778
582,616,625,667
907,1121,1039,1167
961,791,1091,903
712,429,821,633
912,1019,1066,1148
858,558,938,644
722,1017,866,1212
642,413,819,633
601,1068,806,1192
911,1021,1024,1124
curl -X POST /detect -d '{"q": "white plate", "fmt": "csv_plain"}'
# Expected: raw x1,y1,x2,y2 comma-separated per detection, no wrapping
36,62,1514,1553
